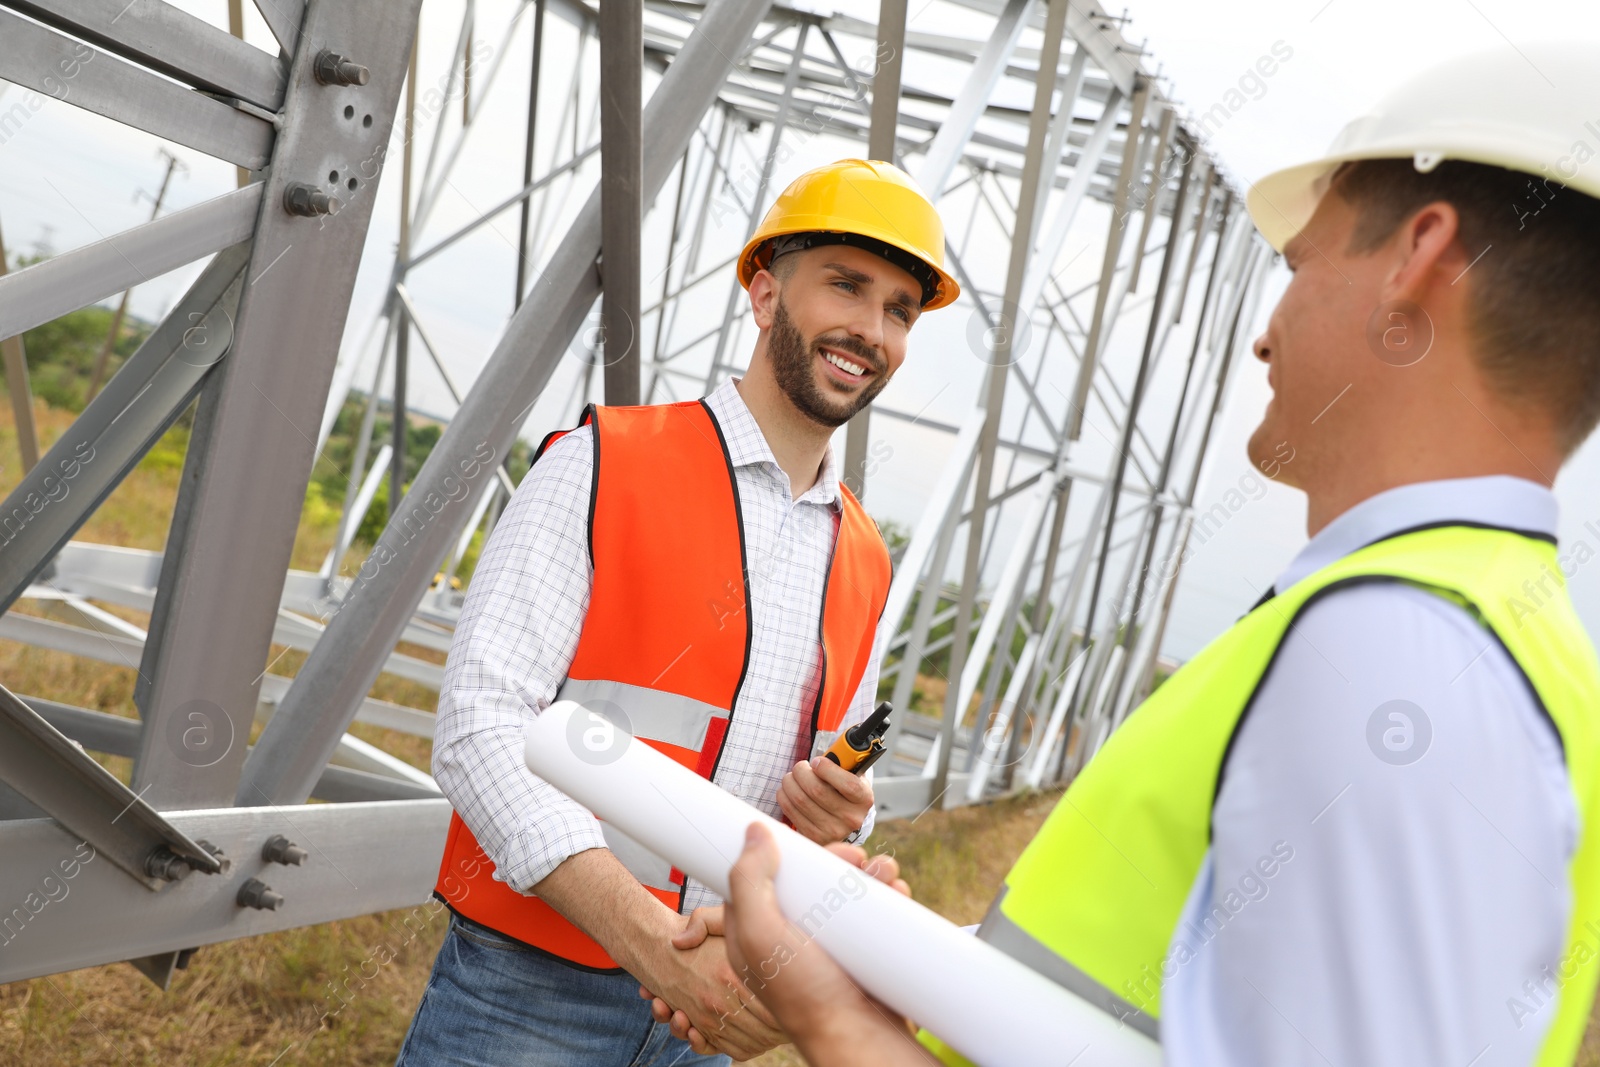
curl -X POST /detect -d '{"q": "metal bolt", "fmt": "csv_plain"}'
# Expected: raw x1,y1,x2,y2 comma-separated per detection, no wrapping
313,51,370,87
145,846,193,883
284,183,339,218
237,878,285,911
193,838,231,873
262,834,309,866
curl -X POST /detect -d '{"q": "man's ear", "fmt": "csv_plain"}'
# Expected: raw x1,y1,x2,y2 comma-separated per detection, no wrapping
1383,200,1466,304
748,268,780,330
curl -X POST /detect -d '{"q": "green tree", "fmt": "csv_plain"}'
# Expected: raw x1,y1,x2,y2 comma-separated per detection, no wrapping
15,305,150,413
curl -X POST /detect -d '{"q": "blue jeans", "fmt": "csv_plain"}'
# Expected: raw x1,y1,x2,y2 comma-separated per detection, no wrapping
395,911,733,1067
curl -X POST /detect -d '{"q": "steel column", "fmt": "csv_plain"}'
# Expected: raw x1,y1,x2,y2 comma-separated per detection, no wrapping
1110,153,1221,674
930,0,1067,800
1126,251,1269,715
1069,77,1150,428
392,38,418,526
841,0,908,500
241,0,779,807
129,0,426,810
600,0,643,405
1066,137,1192,752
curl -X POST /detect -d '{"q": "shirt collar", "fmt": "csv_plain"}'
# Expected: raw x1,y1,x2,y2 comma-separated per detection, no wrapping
703,376,842,510
1271,474,1559,594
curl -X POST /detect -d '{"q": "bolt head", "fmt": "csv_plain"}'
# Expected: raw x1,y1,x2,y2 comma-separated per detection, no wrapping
314,50,370,87
262,834,309,866
283,182,340,218
237,877,286,910
145,846,194,882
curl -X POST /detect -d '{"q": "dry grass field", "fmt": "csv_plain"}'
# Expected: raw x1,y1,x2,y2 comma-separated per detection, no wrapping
0,790,1061,1067
2,393,1599,1066
0,395,1063,1066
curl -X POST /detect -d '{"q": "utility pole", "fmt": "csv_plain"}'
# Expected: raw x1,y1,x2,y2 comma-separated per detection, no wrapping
0,213,38,473
86,149,184,403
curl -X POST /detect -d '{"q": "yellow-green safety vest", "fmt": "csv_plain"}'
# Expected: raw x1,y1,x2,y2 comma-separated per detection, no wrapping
922,523,1600,1066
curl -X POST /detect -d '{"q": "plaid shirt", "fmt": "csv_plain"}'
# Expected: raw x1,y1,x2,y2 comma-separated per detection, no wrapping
433,375,883,915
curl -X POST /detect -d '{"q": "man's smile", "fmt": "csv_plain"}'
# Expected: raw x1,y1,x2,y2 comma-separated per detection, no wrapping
818,344,874,385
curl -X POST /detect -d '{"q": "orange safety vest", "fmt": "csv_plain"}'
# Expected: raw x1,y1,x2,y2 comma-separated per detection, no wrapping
432,397,892,970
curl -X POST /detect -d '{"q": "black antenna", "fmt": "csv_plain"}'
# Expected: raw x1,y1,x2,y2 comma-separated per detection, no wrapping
846,701,892,749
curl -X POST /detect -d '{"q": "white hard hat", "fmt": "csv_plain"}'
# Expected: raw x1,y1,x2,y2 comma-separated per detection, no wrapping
1247,42,1600,252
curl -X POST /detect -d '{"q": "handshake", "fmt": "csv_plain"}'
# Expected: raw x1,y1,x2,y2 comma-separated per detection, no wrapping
632,754,908,1062
635,826,912,1061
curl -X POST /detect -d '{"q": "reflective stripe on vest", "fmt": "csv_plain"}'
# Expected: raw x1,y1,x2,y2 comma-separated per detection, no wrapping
976,886,1159,1041
919,524,1600,1065
556,677,730,762
558,677,730,890
434,397,893,972
599,822,677,894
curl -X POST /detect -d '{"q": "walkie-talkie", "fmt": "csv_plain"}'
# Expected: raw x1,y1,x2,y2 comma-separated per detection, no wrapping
824,701,892,775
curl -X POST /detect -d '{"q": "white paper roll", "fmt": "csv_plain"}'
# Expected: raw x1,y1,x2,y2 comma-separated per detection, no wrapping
524,700,1159,1067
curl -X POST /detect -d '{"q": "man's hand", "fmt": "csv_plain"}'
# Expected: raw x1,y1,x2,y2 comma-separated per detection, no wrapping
724,824,934,1065
533,849,784,1060
630,909,786,1061
639,906,788,1060
647,832,927,1064
777,756,873,844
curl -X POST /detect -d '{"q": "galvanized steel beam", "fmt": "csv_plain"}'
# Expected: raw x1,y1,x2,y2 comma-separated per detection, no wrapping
1,0,287,109
0,11,274,167
915,0,1035,201
0,683,224,892
0,187,260,343
0,798,451,984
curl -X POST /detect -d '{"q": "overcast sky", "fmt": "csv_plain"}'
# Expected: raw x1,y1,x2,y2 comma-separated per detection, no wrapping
2,0,1598,665
1082,1,1600,657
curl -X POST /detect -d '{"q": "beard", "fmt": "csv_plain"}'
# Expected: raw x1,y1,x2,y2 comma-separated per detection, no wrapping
767,295,890,429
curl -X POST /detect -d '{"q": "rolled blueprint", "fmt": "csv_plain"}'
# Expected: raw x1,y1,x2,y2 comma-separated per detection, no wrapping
523,700,1160,1067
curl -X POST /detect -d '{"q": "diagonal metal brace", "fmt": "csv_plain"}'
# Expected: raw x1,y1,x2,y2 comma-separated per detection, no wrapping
0,242,250,615
0,683,225,890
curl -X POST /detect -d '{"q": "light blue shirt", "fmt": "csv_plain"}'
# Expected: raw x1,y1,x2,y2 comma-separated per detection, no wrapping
1163,475,1579,1067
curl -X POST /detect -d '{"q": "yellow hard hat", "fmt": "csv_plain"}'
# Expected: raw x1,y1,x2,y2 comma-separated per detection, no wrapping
737,159,960,311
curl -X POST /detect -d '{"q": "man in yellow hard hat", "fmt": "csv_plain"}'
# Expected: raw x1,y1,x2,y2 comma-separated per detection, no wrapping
659,41,1600,1067
396,158,956,1066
